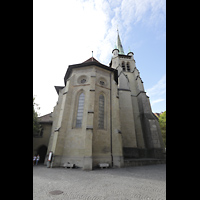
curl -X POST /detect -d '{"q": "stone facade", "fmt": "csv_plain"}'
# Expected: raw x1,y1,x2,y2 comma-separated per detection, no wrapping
110,44,165,159
47,58,123,170
43,32,165,170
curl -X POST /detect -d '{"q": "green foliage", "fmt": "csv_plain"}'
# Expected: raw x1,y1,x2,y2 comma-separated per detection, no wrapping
33,97,40,136
159,111,166,147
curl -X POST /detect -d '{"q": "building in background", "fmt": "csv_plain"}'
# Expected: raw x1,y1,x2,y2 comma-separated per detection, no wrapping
33,113,52,163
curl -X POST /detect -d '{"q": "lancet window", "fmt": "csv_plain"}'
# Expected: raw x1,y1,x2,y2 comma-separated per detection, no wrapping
76,92,85,128
98,94,105,129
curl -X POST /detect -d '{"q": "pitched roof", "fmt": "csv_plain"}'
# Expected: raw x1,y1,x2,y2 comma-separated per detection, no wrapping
82,57,100,63
153,112,163,120
63,57,118,85
38,113,53,124
154,112,163,118
54,86,64,95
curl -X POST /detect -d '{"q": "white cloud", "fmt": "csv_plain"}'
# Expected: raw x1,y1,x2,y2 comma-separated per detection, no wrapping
33,0,165,115
108,0,166,42
146,75,166,97
146,75,166,108
34,0,166,70
151,98,165,105
33,0,114,115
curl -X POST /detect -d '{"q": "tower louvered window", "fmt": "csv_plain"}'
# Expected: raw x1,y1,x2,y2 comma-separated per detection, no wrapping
76,92,85,128
122,62,125,71
127,62,130,72
98,95,104,129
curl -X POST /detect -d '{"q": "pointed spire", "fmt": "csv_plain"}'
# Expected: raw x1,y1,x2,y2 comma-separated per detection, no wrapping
116,29,125,55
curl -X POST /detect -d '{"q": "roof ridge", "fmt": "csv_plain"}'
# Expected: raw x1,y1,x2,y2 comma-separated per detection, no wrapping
82,57,100,63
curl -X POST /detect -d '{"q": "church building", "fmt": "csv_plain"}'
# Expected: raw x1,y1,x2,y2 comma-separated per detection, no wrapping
46,31,165,170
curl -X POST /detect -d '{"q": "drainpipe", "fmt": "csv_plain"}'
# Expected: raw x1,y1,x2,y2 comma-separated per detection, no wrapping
110,72,113,167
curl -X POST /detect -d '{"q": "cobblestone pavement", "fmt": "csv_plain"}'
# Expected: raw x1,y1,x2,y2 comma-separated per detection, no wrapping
33,164,166,200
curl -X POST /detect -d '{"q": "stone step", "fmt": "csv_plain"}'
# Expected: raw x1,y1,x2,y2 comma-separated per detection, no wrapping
124,158,166,167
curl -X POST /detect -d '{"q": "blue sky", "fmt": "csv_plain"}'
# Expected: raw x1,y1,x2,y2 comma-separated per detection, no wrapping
33,0,166,116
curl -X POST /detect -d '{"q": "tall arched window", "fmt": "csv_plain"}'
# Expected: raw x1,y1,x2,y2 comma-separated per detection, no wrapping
127,62,130,72
98,94,105,129
76,92,85,128
122,61,126,71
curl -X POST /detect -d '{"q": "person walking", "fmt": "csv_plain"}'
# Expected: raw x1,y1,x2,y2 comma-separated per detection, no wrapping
33,155,36,165
36,154,40,165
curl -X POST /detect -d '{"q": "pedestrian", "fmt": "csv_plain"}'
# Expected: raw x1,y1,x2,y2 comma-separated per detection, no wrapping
33,155,36,165
36,154,40,165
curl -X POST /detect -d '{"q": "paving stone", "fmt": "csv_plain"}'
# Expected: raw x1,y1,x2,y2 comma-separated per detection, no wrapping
33,164,166,200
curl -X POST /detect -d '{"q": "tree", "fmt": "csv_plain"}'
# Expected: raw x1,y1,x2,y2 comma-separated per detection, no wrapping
159,111,166,148
33,97,40,136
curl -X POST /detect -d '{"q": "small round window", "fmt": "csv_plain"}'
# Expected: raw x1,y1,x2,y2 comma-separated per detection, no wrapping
98,77,106,86
100,81,105,85
77,75,88,84
81,79,86,84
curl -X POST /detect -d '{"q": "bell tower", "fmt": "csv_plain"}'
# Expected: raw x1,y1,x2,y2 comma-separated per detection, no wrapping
110,30,165,159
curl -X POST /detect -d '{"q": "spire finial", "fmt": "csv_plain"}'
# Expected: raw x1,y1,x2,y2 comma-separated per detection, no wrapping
92,51,93,61
116,29,125,55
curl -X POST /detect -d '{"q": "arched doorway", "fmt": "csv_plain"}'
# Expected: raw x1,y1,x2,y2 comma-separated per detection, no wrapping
37,145,47,164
